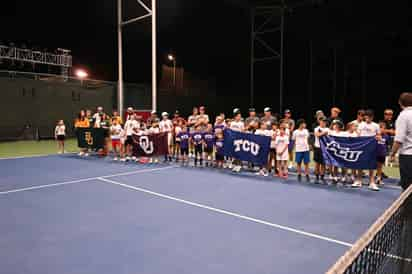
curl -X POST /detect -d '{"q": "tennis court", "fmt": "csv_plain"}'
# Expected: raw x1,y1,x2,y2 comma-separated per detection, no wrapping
0,154,407,274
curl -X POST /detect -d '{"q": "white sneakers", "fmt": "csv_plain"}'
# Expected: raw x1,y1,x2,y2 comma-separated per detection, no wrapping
351,180,362,188
369,183,380,191
232,165,241,172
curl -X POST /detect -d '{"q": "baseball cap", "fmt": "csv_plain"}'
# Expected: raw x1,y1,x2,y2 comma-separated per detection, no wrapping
161,112,169,117
284,109,291,114
249,108,256,112
233,108,241,115
174,110,180,115
127,107,134,112
264,107,271,112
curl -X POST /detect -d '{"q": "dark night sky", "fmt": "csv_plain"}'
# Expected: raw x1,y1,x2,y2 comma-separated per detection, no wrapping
2,0,412,119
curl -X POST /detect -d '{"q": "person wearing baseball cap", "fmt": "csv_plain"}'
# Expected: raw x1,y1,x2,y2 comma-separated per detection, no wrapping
159,112,174,162
245,108,259,132
260,107,277,128
197,106,209,130
147,110,159,127
229,108,245,172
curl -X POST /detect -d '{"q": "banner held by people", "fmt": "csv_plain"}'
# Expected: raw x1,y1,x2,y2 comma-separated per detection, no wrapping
76,128,106,149
320,135,378,170
223,129,271,166
132,133,168,157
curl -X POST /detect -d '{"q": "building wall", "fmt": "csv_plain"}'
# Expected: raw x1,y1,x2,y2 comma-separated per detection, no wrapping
0,77,114,140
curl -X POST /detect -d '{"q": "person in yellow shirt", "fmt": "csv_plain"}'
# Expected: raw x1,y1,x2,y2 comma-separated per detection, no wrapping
74,110,90,156
112,110,123,125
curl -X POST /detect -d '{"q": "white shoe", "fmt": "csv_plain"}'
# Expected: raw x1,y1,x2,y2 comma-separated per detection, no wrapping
263,171,269,177
228,163,233,169
78,152,84,156
126,156,131,161
351,180,362,188
84,153,89,157
149,158,153,163
369,183,380,191
154,159,159,163
288,164,293,169
132,156,137,161
120,158,126,162
114,157,118,161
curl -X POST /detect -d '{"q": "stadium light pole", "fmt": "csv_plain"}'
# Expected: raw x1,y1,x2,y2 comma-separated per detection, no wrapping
117,0,124,116
152,0,157,112
117,0,156,114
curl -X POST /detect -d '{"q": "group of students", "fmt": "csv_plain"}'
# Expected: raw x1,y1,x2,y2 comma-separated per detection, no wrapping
64,105,394,191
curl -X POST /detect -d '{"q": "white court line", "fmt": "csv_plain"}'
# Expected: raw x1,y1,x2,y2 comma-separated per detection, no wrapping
97,176,354,248
0,166,175,195
0,152,76,160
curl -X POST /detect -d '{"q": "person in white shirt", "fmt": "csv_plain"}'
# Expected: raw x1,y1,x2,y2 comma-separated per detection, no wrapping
292,119,311,182
255,122,272,176
328,120,349,184
275,124,290,178
110,118,123,161
123,114,139,161
159,112,174,162
268,123,279,176
351,109,365,128
313,117,329,183
352,109,380,191
230,108,245,172
55,120,66,154
390,92,412,191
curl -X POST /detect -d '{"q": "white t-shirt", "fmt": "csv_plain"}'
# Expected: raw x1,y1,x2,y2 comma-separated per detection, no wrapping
55,125,65,136
110,124,123,140
124,120,139,136
149,127,160,134
255,129,272,137
358,121,380,137
275,134,289,153
329,130,347,137
351,119,363,127
159,119,173,133
346,131,359,138
175,126,182,135
314,126,329,148
230,120,245,132
292,129,310,152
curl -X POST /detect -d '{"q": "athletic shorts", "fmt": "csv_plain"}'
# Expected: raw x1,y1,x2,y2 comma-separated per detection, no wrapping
56,135,65,141
216,153,224,161
204,146,213,154
399,155,412,190
376,155,386,164
313,147,324,164
295,151,310,164
111,139,121,148
180,147,189,155
194,144,203,154
103,129,110,138
288,140,295,152
125,136,134,146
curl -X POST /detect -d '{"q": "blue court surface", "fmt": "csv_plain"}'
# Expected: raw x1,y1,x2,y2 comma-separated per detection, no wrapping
0,154,402,274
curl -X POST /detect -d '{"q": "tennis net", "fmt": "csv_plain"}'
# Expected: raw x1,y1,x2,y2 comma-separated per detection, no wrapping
326,184,412,274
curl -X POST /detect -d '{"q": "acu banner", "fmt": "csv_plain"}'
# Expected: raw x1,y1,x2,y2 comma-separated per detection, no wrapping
76,128,105,149
223,129,271,166
320,135,377,170
132,133,168,157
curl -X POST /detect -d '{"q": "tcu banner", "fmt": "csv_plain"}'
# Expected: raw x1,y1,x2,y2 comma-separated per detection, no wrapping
132,133,168,157
320,135,377,170
224,129,271,166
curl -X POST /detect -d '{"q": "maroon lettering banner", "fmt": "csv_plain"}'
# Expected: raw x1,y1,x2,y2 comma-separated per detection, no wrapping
132,133,168,156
